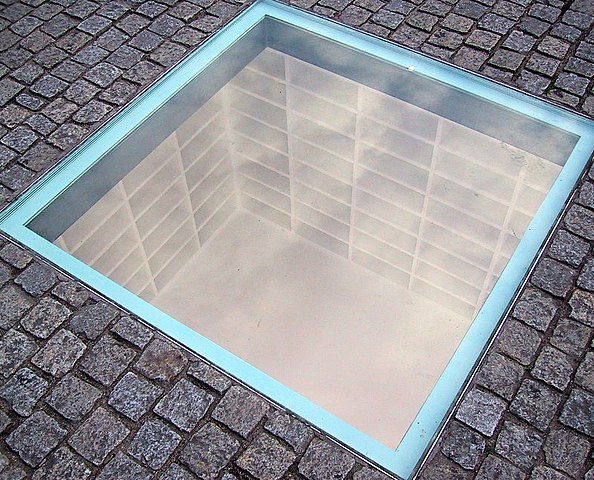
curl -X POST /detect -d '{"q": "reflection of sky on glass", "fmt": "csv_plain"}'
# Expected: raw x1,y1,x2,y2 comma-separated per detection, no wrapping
43,47,568,448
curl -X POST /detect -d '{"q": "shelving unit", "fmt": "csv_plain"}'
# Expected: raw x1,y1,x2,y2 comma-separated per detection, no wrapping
55,48,561,320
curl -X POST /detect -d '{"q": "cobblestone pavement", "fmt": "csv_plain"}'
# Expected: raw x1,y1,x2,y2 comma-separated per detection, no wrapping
0,0,593,478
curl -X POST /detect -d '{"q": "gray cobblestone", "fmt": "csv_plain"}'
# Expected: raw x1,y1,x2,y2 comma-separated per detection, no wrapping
213,385,269,437
31,328,85,376
576,351,594,392
111,316,154,348
299,438,355,480
68,407,130,465
441,422,486,470
6,411,67,467
550,317,592,357
548,229,590,268
107,45,143,68
495,420,543,470
559,387,594,436
72,99,113,123
188,360,232,393
496,319,542,365
56,31,92,54
83,62,122,87
80,335,135,386
512,287,558,332
265,410,315,453
0,164,36,191
46,374,101,421
0,126,38,154
237,433,296,480
518,69,549,94
31,446,91,480
510,379,563,431
14,263,56,297
529,466,572,480
543,427,589,477
532,345,574,391
0,244,32,269
48,123,89,150
455,388,507,437
0,284,35,330
95,452,152,480
155,378,213,432
98,80,137,105
180,423,240,479
78,15,111,35
51,280,89,308
476,455,525,480
578,258,594,292
128,418,181,469
43,98,78,124
135,337,188,381
25,115,57,136
531,258,578,298
108,371,163,421
21,297,70,339
65,79,100,105
73,45,110,66
0,329,39,378
95,27,129,51
160,463,197,480
0,368,48,416
564,204,594,240
70,301,118,340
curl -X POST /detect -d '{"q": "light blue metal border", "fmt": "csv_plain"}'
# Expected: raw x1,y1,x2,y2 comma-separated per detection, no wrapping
1,2,594,478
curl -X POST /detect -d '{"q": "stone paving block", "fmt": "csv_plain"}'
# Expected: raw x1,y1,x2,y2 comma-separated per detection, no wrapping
95,27,130,51
512,287,559,332
48,123,89,150
161,463,198,480
188,360,232,394
172,27,206,46
418,455,474,479
180,423,240,479
0,243,32,269
0,329,39,378
18,140,60,171
78,15,112,35
72,99,113,123
298,438,355,480
0,368,48,416
154,378,213,432
476,455,525,479
531,345,574,391
352,467,393,480
122,59,164,84
31,329,86,376
108,371,163,421
111,316,154,348
134,337,188,381
83,62,122,87
98,80,137,105
80,335,135,386
475,352,524,401
578,182,594,209
137,1,169,19
43,98,78,124
543,427,590,477
64,78,100,105
68,407,130,465
0,126,38,153
55,30,92,54
510,379,563,431
455,388,507,437
20,297,71,339
559,387,594,436
548,230,590,267
213,385,269,437
529,466,572,480
265,410,315,454
494,420,543,470
128,418,181,469
441,422,486,470
107,45,144,69
46,375,102,421
25,114,57,136
95,452,152,480
72,45,110,66
14,263,56,297
118,14,151,36
0,284,35,329
0,78,25,106
530,258,578,298
70,301,118,340
0,164,36,191
51,280,89,308
495,319,542,365
550,317,592,357
576,351,594,392
0,409,12,434
31,446,91,480
578,258,594,291
564,204,594,240
236,433,296,480
6,411,67,467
